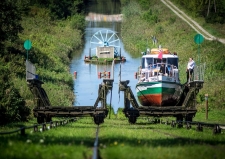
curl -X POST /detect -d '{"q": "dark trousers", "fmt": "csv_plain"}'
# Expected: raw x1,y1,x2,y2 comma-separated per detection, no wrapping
187,69,193,82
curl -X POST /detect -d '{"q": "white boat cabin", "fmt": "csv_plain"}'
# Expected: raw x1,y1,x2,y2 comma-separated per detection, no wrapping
138,49,180,83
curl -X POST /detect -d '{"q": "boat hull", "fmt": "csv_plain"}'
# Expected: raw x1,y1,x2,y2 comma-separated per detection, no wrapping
136,81,182,106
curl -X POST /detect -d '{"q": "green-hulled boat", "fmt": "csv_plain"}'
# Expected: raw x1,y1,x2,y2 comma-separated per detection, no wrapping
136,48,183,106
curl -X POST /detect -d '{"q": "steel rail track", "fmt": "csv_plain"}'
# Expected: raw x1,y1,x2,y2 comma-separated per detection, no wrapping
92,125,101,159
0,118,77,136
151,118,225,134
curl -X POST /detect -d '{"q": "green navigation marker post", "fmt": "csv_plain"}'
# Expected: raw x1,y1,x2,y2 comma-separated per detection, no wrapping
24,40,32,60
194,34,204,64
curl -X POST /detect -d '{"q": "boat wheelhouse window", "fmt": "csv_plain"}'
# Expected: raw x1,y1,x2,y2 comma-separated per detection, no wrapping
167,58,178,68
141,58,145,68
153,58,167,68
142,57,153,68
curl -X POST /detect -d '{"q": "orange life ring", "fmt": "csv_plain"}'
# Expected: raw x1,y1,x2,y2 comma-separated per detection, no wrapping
151,48,169,54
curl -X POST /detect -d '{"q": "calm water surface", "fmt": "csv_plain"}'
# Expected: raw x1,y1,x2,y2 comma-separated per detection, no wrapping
70,0,141,112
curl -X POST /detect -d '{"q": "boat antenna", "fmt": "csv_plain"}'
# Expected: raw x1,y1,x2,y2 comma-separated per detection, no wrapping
158,45,162,49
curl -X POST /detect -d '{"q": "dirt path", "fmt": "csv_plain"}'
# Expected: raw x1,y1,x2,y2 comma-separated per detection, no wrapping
161,0,225,44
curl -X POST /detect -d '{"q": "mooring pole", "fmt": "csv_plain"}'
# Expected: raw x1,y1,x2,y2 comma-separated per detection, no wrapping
205,94,208,119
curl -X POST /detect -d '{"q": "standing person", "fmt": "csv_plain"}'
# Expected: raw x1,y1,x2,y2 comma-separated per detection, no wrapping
159,64,169,75
186,57,195,82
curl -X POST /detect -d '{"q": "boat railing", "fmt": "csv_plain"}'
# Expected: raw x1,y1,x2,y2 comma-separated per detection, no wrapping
139,63,179,82
146,63,177,76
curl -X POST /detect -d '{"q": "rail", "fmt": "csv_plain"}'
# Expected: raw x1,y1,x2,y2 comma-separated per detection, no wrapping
151,118,225,135
0,118,77,136
193,63,206,81
92,125,100,159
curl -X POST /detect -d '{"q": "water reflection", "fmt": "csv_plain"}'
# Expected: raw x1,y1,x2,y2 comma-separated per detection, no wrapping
70,0,141,113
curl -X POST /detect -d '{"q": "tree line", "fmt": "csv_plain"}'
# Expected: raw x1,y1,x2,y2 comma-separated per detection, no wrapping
171,0,225,24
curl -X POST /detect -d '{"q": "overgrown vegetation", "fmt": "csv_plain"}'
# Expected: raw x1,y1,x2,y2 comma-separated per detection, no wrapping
120,0,225,110
0,0,85,125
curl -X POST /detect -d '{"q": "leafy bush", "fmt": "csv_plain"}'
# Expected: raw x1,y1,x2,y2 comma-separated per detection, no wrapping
122,1,141,17
0,67,30,125
70,14,85,31
138,0,152,10
0,0,23,43
142,9,159,24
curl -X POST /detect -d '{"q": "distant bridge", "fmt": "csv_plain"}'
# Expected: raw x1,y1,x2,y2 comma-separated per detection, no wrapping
85,12,123,22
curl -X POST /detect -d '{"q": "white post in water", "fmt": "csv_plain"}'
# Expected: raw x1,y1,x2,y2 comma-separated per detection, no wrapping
111,60,114,80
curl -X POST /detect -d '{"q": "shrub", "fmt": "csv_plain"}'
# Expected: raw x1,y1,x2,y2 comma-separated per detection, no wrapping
0,67,30,125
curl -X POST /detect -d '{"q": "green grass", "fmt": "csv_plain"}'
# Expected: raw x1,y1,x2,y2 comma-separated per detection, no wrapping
195,109,225,124
1,110,225,159
0,118,95,159
100,123,225,159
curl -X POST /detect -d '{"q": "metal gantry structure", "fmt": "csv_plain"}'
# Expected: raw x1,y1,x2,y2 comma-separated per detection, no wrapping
28,78,113,125
27,59,205,125
119,79,204,124
26,60,113,125
119,63,206,124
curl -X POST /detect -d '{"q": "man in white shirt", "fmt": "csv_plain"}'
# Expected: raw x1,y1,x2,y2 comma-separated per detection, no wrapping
186,57,195,82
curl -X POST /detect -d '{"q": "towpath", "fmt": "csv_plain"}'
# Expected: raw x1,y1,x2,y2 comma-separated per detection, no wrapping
161,0,225,44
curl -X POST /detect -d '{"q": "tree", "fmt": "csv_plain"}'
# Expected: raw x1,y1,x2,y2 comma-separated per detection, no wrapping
0,67,30,125
48,0,84,19
0,0,23,44
207,0,211,17
205,0,225,23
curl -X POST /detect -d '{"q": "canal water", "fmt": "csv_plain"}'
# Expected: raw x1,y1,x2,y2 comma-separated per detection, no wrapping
70,0,141,113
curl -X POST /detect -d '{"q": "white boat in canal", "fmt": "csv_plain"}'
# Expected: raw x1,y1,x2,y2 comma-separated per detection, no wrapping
136,48,183,106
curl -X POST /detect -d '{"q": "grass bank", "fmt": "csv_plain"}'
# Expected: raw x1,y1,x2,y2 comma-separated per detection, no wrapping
0,109,225,159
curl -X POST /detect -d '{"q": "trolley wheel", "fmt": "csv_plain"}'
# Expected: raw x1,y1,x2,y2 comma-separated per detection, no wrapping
42,124,47,131
185,115,193,122
45,116,52,123
128,116,137,124
171,121,176,128
213,125,221,134
186,122,192,129
154,118,160,124
176,115,183,128
34,125,38,132
165,120,169,125
94,116,104,125
196,123,203,132
37,116,44,124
